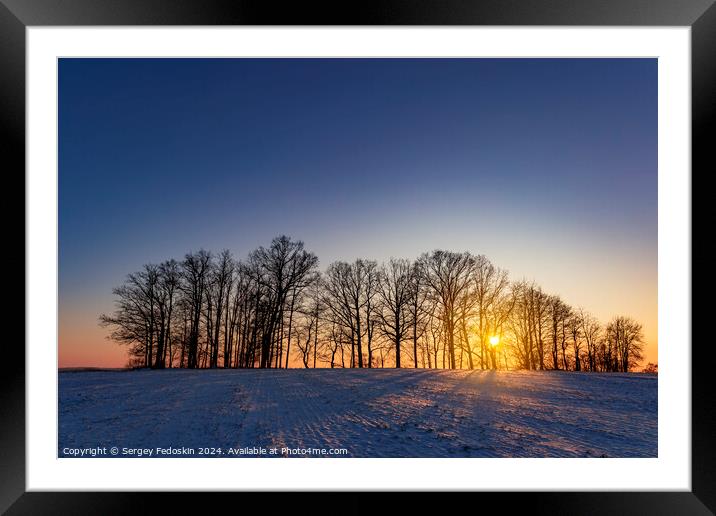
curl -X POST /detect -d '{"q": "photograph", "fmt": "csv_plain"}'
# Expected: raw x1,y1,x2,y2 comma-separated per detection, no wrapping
58,57,658,459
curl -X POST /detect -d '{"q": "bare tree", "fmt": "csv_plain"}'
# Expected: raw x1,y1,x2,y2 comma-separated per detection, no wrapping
181,250,211,369
204,250,233,368
485,284,515,370
467,255,512,370
419,251,475,369
154,260,180,368
250,236,318,369
323,259,375,368
578,309,601,371
547,295,571,370
294,279,324,368
363,262,379,368
100,269,155,368
606,316,645,372
323,262,357,367
102,238,648,374
567,313,583,371
507,281,533,370
376,258,413,368
407,261,430,368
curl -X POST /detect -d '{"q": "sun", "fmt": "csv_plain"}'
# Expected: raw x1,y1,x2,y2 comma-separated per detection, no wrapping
489,335,500,347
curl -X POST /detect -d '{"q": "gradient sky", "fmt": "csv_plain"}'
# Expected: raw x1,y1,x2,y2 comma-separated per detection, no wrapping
59,58,657,368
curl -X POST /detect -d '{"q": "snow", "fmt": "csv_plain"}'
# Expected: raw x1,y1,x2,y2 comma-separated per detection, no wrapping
59,369,657,458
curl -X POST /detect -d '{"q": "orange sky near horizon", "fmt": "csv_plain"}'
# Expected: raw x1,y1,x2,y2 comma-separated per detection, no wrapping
58,261,658,370
57,320,658,370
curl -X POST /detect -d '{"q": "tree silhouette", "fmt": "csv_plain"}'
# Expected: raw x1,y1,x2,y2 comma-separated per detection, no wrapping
99,236,649,372
376,258,413,368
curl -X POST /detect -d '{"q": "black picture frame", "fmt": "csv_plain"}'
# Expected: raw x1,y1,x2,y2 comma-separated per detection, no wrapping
3,0,713,513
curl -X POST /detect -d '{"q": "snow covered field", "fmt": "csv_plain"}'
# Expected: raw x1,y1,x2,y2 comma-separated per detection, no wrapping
59,369,657,458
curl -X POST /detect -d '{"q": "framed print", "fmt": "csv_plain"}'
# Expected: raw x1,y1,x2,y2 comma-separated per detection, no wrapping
4,0,714,513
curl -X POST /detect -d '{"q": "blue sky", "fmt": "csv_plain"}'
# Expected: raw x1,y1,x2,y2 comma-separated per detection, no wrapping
58,58,657,366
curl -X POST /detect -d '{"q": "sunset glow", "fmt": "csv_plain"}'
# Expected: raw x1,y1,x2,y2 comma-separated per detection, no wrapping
58,58,657,369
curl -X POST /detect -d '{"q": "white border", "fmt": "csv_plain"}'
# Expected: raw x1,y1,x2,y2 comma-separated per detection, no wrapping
27,27,690,491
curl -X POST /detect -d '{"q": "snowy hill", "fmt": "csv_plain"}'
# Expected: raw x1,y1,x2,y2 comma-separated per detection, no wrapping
59,368,656,458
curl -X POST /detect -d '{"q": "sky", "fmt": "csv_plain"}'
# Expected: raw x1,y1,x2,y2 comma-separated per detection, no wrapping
58,58,657,368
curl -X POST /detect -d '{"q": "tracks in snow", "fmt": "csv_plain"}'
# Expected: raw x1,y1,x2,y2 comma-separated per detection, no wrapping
59,368,657,458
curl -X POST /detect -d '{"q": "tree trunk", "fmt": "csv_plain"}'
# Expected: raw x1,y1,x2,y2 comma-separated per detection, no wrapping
355,302,363,368
412,323,418,368
461,319,474,370
285,291,296,369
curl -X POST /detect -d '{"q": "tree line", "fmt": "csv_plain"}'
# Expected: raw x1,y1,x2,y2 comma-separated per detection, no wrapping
100,235,647,372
